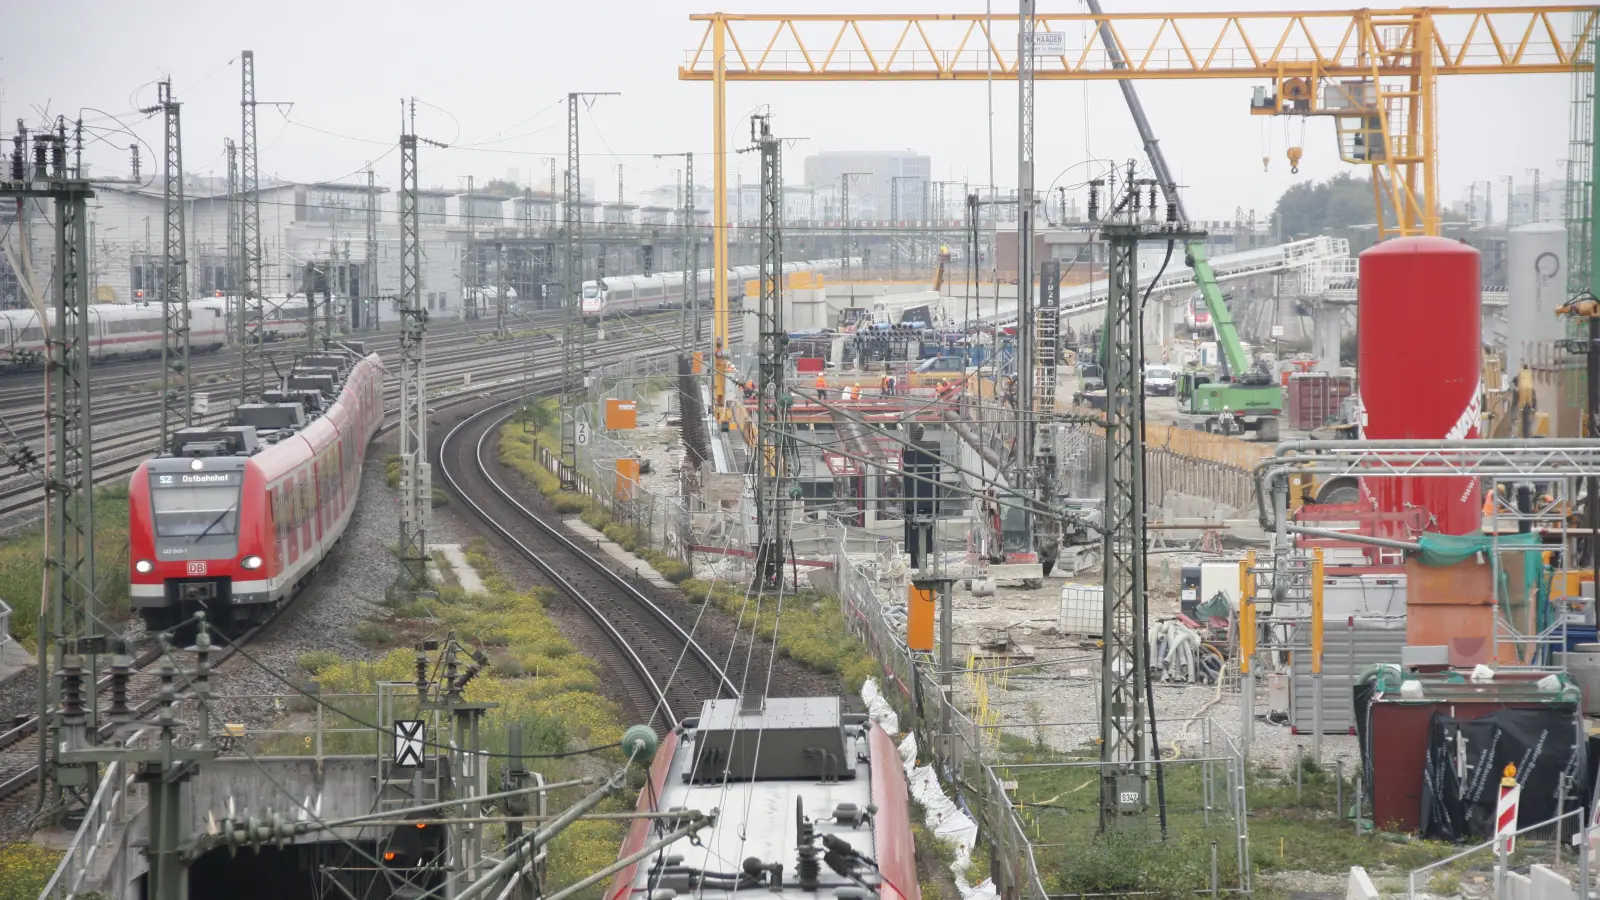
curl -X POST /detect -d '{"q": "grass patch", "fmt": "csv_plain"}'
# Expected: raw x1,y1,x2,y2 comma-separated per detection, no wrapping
353,622,396,648
679,578,876,692
987,739,1461,896
499,419,691,583
0,484,131,652
0,843,64,900
497,419,873,689
279,551,632,899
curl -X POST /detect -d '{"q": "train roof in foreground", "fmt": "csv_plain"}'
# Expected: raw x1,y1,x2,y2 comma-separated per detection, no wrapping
616,696,916,900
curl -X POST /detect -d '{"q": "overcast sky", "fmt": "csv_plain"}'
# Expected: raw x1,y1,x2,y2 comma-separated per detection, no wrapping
2,0,1578,221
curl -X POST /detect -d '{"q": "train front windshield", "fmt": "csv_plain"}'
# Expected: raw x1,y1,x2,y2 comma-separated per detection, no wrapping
149,472,243,538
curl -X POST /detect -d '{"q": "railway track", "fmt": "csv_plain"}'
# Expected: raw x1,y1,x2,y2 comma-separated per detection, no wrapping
438,397,739,732
0,621,264,806
0,313,698,520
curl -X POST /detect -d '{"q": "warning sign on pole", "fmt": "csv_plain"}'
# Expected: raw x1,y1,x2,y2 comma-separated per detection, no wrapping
395,720,425,768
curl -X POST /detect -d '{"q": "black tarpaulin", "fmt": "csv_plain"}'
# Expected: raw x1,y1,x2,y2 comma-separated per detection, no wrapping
1419,708,1586,842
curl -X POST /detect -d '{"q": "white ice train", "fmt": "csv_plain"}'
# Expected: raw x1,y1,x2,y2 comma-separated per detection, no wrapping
580,258,857,323
0,295,342,368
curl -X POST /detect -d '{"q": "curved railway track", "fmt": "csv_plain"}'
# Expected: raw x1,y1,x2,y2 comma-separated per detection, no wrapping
437,398,739,732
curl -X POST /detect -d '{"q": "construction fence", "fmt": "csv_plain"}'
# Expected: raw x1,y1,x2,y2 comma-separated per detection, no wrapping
832,534,1253,899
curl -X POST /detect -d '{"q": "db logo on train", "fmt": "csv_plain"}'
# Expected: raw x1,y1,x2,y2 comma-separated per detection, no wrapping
186,561,207,576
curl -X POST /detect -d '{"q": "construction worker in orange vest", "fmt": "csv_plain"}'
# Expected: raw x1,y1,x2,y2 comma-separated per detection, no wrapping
815,373,828,400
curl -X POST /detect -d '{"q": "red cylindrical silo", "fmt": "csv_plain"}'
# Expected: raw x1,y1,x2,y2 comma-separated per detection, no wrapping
1356,236,1482,537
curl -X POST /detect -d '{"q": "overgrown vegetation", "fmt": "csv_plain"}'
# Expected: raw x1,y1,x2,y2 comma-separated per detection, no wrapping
497,412,688,580
986,736,1460,898
0,484,132,651
288,546,631,899
678,578,876,692
0,842,64,900
497,408,874,691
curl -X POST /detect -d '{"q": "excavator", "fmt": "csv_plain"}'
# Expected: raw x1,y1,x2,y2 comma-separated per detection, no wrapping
1079,0,1283,441
1174,244,1284,441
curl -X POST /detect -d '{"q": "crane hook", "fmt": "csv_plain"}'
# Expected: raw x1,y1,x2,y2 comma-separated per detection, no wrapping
1287,146,1303,175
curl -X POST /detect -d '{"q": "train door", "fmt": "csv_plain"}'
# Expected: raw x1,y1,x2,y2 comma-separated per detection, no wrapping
298,471,313,557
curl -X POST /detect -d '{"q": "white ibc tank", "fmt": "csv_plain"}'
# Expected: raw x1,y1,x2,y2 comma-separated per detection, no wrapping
1505,222,1567,374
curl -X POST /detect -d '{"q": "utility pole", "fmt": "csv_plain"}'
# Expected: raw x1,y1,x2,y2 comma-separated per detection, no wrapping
890,175,911,280
225,138,239,344
656,151,698,350
496,240,507,336
840,172,869,282
145,80,190,447
750,113,792,590
464,175,477,321
1096,172,1203,830
239,50,267,403
560,92,618,490
365,167,379,332
5,123,100,814
1015,0,1038,551
393,98,443,600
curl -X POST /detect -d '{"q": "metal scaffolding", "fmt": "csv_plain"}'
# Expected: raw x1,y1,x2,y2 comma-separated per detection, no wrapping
150,81,190,446
751,113,793,590
393,105,430,597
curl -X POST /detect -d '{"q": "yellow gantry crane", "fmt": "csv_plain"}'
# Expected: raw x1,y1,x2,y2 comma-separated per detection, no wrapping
681,5,1597,409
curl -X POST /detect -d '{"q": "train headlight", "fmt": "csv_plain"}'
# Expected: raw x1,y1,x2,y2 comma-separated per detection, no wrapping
241,555,263,570
135,560,154,574
190,459,204,471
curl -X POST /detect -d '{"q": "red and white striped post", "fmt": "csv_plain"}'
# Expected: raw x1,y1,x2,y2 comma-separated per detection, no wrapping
1496,763,1521,854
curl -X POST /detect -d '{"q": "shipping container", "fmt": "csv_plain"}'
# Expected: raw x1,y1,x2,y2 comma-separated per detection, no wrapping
1286,372,1355,431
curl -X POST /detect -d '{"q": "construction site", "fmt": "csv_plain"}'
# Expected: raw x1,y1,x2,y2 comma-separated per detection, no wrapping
0,4,1599,900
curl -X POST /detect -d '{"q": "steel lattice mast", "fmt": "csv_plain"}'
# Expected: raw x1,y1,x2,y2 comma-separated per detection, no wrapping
239,50,265,402
150,81,191,446
1015,0,1038,532
560,96,582,490
464,175,477,321
225,139,240,334
657,151,699,350
1097,173,1203,828
685,152,698,348
4,125,101,812
560,92,618,489
365,167,379,332
751,114,792,590
394,100,430,597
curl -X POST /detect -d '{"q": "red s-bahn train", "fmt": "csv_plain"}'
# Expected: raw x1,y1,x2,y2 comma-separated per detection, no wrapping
128,349,383,631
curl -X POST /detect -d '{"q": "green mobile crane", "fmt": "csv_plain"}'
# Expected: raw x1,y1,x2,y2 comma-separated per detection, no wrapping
1175,244,1283,441
1081,0,1283,442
